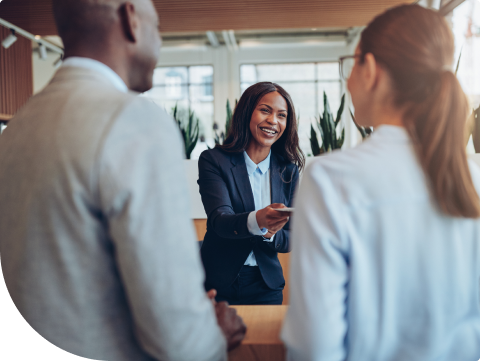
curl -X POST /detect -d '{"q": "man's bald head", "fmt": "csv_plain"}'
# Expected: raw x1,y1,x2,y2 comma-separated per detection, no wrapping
53,0,121,45
53,0,155,43
52,0,162,92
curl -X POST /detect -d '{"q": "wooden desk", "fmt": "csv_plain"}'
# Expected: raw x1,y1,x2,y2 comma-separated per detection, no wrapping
228,305,288,361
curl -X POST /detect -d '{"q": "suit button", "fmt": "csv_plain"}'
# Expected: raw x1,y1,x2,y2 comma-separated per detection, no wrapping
234,231,238,235
276,244,280,249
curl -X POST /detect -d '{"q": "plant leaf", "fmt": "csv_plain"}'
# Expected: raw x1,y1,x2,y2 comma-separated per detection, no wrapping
309,124,321,156
350,108,367,139
472,105,480,153
337,127,345,148
335,94,345,127
328,112,336,150
455,47,463,76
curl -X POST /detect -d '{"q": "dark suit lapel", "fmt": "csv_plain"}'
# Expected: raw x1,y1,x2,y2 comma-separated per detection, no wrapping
270,153,285,205
230,153,256,212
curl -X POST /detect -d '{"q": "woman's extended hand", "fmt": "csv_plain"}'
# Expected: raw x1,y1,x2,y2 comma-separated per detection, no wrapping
256,203,290,233
264,230,276,239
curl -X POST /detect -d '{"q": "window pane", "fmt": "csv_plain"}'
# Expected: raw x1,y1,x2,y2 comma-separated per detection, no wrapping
189,84,214,102
190,102,214,138
276,82,316,155
144,84,188,101
146,99,189,114
189,66,214,85
153,67,188,86
255,63,315,82
144,65,214,159
317,62,341,81
452,0,480,107
241,82,255,95
240,65,257,83
317,82,342,119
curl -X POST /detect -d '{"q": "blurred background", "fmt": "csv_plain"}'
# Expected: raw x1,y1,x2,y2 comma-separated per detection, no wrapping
1,0,479,157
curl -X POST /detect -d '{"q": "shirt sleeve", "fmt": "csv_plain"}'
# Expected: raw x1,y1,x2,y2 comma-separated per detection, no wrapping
281,161,350,361
247,210,268,236
98,98,226,361
262,233,275,243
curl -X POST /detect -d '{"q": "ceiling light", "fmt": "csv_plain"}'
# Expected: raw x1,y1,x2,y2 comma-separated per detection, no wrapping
228,30,238,51
2,29,17,49
38,43,47,60
222,30,232,51
206,31,219,47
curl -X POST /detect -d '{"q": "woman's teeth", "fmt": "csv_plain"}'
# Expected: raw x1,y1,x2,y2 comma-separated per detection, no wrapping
260,127,277,135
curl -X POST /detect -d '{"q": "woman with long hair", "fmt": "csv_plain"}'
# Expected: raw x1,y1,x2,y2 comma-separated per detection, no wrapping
282,4,480,360
198,82,305,305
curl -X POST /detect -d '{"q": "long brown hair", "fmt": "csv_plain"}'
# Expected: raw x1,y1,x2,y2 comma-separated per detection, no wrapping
218,82,305,172
360,4,480,218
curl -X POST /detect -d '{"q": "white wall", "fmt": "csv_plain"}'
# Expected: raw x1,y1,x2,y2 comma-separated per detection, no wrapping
33,51,60,94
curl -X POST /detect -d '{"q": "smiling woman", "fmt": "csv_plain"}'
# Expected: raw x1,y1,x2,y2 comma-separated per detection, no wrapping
247,92,288,161
197,82,304,305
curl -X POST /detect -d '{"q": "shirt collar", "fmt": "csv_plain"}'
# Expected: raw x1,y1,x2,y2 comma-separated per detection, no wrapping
61,57,128,93
372,125,410,142
243,151,271,176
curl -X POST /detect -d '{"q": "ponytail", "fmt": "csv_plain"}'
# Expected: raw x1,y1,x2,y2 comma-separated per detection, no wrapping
360,4,480,218
403,71,480,218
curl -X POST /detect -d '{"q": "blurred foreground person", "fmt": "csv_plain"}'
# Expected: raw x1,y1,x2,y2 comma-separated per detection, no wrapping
0,0,245,360
282,4,480,361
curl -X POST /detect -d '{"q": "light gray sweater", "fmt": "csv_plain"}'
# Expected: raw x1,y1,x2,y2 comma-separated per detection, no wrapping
0,66,226,361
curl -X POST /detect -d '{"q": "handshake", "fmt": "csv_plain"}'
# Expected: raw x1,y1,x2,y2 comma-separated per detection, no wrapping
207,289,247,351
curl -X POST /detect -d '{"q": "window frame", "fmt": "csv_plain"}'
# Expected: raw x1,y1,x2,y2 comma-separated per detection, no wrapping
149,63,215,110
239,61,344,117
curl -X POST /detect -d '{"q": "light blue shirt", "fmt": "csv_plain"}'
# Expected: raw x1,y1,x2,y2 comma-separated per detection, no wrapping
244,151,274,266
282,125,480,361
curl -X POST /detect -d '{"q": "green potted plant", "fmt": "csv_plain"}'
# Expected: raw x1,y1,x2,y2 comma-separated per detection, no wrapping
172,104,199,160
212,99,236,146
310,92,345,156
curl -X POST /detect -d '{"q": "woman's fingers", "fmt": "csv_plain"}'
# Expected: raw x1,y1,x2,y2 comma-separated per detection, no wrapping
266,215,289,227
257,204,289,229
267,218,289,232
266,209,289,221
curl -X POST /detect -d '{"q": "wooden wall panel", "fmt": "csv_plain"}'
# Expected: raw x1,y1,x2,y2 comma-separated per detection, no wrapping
0,26,33,117
0,0,415,36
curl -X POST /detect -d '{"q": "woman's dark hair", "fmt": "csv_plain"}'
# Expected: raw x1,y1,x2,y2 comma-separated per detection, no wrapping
359,4,480,218
218,82,305,172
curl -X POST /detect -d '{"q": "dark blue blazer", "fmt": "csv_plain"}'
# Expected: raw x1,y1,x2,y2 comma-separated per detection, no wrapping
197,147,299,290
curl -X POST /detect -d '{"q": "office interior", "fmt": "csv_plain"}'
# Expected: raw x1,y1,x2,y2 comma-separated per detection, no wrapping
1,0,480,360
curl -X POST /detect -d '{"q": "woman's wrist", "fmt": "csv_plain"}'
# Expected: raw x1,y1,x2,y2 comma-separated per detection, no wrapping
255,208,266,229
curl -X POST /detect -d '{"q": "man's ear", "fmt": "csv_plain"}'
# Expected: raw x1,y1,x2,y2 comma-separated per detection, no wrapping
119,2,139,43
363,53,379,92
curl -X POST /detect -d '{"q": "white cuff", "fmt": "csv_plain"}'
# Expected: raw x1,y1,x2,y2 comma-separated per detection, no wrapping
247,211,268,236
262,233,275,243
